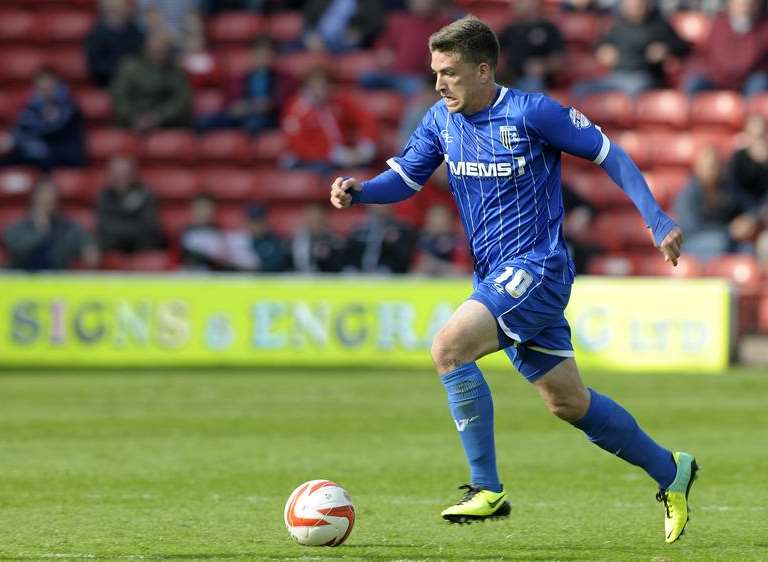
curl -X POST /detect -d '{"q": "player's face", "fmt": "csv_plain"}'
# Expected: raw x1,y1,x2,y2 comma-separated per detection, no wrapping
431,50,486,114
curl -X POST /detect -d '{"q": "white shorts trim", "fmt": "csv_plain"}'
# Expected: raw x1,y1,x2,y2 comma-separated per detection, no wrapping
526,345,575,357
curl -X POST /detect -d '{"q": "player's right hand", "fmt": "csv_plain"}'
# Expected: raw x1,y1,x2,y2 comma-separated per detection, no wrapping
330,177,361,209
658,226,683,267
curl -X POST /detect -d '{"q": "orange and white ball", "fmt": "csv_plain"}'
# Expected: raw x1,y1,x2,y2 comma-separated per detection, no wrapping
283,480,356,547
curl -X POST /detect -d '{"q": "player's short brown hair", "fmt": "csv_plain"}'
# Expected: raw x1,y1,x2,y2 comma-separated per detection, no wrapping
428,16,499,72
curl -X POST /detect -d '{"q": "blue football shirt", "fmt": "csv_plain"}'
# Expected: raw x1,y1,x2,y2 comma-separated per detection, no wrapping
388,86,610,285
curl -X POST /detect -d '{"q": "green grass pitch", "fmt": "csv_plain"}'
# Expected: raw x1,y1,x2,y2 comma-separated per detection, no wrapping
1,367,767,562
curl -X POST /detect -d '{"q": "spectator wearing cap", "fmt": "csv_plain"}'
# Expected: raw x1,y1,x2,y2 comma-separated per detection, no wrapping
85,0,145,88
684,0,768,97
3,178,98,271
95,155,165,253
281,67,377,171
0,68,86,171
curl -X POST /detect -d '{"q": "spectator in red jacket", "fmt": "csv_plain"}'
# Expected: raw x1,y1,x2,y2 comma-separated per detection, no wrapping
684,0,768,96
361,0,453,95
281,67,377,170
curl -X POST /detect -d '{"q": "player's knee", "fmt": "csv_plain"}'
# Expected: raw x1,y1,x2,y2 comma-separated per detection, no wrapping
430,329,467,373
545,392,589,423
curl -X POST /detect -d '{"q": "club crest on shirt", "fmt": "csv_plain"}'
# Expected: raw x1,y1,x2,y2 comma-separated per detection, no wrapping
569,107,591,129
499,125,519,151
440,129,453,144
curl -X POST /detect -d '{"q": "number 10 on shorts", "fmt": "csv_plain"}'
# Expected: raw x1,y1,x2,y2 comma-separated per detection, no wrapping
493,267,534,299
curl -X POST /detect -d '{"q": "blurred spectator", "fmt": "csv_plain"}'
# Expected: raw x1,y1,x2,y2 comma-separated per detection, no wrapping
181,198,287,271
412,204,465,276
347,205,416,273
684,0,768,97
730,114,768,211
111,31,193,132
291,204,347,272
198,36,296,135
138,0,205,52
397,76,440,149
572,0,690,97
85,0,145,88
0,68,86,171
361,0,452,95
2,178,98,271
562,182,599,274
303,0,385,53
674,145,754,260
96,155,165,253
498,0,565,92
281,67,377,170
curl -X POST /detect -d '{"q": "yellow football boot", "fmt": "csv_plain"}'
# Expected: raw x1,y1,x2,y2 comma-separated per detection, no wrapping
656,451,699,543
441,485,510,524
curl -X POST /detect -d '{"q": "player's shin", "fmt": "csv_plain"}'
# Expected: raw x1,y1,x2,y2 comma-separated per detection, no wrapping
572,388,676,489
441,362,501,492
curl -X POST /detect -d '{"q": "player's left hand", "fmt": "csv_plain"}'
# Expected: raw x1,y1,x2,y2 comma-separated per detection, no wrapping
658,226,683,266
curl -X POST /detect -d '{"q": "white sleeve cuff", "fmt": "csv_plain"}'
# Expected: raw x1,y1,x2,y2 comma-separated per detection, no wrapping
593,132,611,165
386,158,422,192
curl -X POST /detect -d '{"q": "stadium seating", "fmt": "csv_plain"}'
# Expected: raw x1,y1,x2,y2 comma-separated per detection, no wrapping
101,250,175,271
75,88,112,126
209,13,267,45
268,11,303,43
142,130,199,164
40,10,93,43
142,168,200,201
352,90,405,125
252,170,324,203
704,254,763,294
587,211,651,251
553,12,607,49
635,90,690,130
0,9,39,45
0,48,46,83
199,168,255,201
634,253,704,278
49,47,89,83
193,89,226,117
252,130,288,163
577,91,635,130
690,91,747,133
87,128,140,161
758,294,768,333
52,168,101,203
0,88,24,126
198,131,252,164
0,167,37,200
613,131,654,170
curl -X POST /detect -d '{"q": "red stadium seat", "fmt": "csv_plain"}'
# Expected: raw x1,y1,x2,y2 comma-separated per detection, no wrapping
757,293,768,333
647,131,696,169
351,90,405,125
747,93,768,121
635,90,690,130
268,11,302,43
252,130,287,162
101,250,175,271
49,47,89,83
559,50,607,85
217,204,248,230
280,51,329,80
588,211,651,251
586,254,637,276
39,11,94,43
209,12,267,44
142,168,200,200
634,253,703,278
613,130,653,170
198,131,252,164
200,168,255,201
643,168,689,209
567,169,629,209
0,167,38,199
577,91,635,129
670,11,713,49
159,206,192,238
142,130,199,164
328,206,367,235
469,6,514,34
193,89,225,116
690,91,746,132
0,10,40,44
553,12,605,48
0,88,25,126
0,48,46,82
87,128,140,160
217,48,254,79
332,51,380,83
51,169,101,202
704,254,762,293
252,169,324,202
74,88,112,125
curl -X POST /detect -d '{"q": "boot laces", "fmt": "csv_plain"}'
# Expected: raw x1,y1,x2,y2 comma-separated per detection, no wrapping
457,484,481,505
656,490,671,518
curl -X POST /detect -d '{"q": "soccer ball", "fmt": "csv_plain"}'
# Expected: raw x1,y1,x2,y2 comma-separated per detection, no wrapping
284,479,356,547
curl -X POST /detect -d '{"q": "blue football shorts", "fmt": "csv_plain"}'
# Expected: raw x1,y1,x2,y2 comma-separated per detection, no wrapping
469,261,574,382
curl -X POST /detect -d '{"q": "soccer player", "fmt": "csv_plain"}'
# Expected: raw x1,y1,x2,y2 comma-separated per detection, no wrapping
329,16,697,543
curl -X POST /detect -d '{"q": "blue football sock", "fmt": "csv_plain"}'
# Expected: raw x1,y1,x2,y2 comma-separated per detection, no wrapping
572,388,676,489
441,363,501,492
